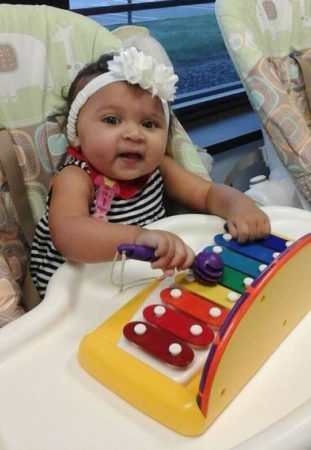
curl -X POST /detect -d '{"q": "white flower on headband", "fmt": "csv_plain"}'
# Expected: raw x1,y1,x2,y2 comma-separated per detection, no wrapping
107,47,178,102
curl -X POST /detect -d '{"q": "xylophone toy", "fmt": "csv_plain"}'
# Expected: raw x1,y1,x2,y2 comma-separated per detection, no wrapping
78,231,311,436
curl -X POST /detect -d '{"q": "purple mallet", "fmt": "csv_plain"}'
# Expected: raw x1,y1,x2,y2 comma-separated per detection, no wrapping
117,244,224,284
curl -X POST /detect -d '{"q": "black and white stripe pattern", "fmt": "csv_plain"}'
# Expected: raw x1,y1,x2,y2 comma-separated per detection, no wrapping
30,158,166,299
107,170,165,225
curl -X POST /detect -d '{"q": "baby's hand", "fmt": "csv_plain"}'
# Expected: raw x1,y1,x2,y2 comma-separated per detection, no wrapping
134,229,195,275
226,207,271,243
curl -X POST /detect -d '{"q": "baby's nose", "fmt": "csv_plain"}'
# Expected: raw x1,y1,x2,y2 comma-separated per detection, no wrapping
123,123,144,141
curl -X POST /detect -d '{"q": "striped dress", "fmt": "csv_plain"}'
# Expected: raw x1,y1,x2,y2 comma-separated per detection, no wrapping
30,157,166,298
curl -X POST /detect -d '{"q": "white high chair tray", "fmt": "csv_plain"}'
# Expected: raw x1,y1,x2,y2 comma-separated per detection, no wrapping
0,207,310,450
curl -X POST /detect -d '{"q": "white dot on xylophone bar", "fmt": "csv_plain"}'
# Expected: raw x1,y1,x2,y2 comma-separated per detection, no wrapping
190,324,203,336
212,245,223,254
209,307,222,318
170,288,182,298
259,264,267,272
223,233,232,241
169,343,182,356
273,252,280,259
285,241,293,247
134,323,147,335
244,277,253,287
227,291,240,302
153,305,166,317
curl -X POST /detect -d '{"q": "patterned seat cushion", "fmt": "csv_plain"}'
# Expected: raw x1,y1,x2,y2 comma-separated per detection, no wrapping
216,0,311,205
0,4,122,324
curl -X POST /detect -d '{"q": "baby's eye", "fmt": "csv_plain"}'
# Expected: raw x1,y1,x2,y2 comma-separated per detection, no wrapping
103,116,120,125
142,120,157,129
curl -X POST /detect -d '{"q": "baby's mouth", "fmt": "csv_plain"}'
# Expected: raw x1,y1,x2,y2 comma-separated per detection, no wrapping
119,152,142,163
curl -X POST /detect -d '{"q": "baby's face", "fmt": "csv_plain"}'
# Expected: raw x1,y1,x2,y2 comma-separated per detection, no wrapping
74,81,169,181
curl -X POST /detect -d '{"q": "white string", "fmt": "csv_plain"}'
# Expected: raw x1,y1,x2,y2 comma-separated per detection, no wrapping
110,251,166,293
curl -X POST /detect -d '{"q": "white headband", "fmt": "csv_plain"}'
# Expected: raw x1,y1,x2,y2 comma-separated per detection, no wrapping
67,47,179,143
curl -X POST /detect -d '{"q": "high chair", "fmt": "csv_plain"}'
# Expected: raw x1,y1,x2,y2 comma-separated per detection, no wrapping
0,4,210,325
215,0,311,209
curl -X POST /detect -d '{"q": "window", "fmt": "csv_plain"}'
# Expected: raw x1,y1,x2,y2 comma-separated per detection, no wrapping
67,1,248,120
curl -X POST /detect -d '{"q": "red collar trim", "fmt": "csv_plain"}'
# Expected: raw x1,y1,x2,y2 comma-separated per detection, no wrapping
66,145,150,199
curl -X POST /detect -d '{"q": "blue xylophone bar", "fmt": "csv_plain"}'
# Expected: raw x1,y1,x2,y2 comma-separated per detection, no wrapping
222,225,289,252
214,234,284,264
203,245,262,278
257,234,289,252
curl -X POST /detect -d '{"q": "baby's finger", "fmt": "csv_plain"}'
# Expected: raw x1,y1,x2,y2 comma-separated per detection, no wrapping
226,220,238,240
257,216,271,239
152,239,175,270
162,268,175,277
177,245,195,270
233,220,252,243
166,241,194,271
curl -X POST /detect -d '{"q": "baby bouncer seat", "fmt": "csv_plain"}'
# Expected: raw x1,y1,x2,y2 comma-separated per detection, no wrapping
216,0,311,209
0,4,209,326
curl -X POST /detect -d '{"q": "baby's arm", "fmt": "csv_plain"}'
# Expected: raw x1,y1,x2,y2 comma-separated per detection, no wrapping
160,156,270,243
200,183,271,242
48,166,194,271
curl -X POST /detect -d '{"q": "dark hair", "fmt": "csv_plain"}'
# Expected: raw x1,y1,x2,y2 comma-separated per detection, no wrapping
66,53,115,112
